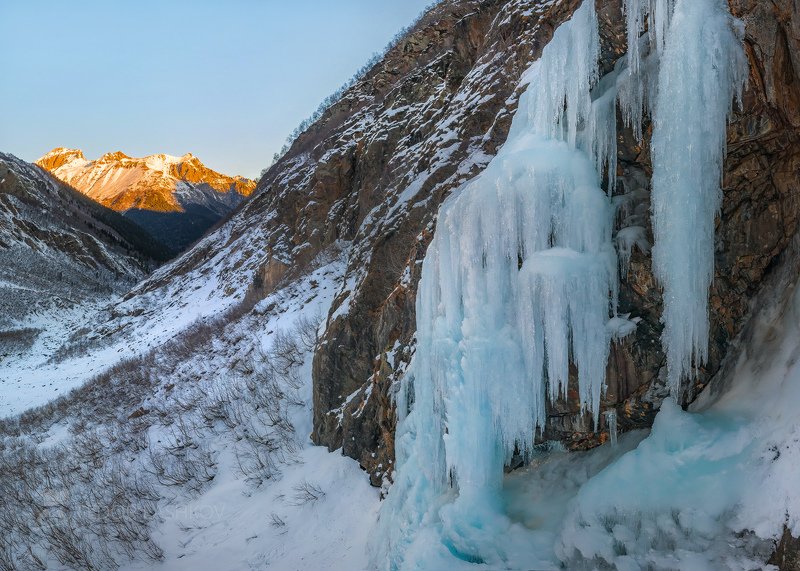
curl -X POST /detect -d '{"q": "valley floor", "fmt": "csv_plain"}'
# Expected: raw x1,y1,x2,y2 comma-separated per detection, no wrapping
0,301,112,417
2,249,798,571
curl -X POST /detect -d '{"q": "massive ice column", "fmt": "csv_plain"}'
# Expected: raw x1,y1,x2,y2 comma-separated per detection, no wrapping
649,0,747,393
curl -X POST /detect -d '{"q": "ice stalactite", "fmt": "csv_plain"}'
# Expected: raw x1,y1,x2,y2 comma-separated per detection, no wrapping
372,2,620,568
604,410,618,446
618,0,675,140
648,0,747,394
624,0,676,70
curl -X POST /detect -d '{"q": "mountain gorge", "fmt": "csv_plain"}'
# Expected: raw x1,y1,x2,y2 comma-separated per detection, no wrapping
0,152,167,411
0,152,165,325
37,148,256,253
1,0,800,569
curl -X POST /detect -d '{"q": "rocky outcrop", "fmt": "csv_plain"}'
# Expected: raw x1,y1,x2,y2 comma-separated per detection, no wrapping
36,148,256,253
167,152,254,195
770,526,800,571
35,147,86,171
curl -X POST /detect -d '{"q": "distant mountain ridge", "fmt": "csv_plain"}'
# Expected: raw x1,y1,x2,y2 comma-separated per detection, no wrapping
36,148,256,253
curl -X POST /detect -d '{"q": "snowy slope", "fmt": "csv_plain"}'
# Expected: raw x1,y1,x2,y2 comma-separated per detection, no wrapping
0,243,383,571
0,200,279,417
116,249,382,571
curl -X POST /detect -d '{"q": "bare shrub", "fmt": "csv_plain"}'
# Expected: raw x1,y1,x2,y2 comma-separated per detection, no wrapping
144,421,216,493
269,513,287,530
294,313,322,352
0,271,326,567
0,436,163,570
269,329,304,378
290,480,326,505
222,344,308,486
0,327,40,355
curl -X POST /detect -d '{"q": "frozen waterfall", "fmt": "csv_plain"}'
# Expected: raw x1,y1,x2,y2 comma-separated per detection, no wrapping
372,2,618,568
372,0,747,568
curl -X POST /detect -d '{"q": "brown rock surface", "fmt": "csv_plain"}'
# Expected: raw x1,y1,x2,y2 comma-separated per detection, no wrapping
35,147,86,171
770,526,800,571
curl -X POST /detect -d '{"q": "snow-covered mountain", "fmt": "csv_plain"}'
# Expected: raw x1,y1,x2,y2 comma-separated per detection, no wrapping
1,0,800,569
37,148,256,253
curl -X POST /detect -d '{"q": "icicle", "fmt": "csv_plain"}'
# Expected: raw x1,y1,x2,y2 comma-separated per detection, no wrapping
648,0,676,57
618,0,676,141
515,1,620,192
624,0,676,71
512,3,598,143
588,67,621,192
624,0,646,77
604,410,618,446
650,0,747,395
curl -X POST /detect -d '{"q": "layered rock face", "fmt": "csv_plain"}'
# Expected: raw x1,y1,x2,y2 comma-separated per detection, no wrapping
37,148,256,253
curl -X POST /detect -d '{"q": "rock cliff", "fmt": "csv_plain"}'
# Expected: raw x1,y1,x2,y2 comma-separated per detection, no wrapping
300,0,800,485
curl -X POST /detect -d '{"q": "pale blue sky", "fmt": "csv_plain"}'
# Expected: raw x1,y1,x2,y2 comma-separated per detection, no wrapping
0,0,432,178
